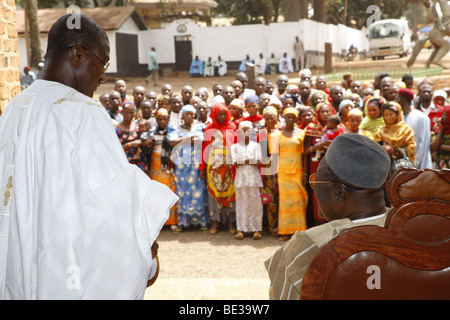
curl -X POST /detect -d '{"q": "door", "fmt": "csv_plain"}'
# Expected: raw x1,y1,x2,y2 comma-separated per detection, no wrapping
174,36,192,71
116,32,140,76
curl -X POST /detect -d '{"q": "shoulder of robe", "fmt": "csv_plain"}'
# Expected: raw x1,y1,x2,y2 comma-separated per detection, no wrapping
53,89,103,109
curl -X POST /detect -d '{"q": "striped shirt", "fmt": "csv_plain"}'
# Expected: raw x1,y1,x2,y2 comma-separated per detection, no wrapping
265,212,388,300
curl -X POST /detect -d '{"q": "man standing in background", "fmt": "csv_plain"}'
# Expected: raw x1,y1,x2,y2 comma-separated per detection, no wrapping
294,36,305,72
146,47,159,86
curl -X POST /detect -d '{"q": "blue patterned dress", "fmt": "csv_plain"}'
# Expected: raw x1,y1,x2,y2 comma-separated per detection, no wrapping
168,123,208,228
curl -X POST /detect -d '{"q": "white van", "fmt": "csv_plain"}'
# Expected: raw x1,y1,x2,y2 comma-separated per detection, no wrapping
368,19,411,60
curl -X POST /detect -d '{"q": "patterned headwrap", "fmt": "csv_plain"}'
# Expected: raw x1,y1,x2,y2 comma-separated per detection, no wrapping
263,106,278,116
230,98,246,110
122,100,136,111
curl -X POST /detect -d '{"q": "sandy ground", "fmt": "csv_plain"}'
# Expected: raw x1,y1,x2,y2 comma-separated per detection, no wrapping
95,50,449,301
144,227,283,300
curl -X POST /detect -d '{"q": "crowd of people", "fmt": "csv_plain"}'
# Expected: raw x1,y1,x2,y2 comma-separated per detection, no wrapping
97,68,450,242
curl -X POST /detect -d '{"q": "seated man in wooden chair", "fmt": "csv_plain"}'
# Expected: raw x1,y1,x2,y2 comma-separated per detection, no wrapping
300,167,450,300
265,134,392,300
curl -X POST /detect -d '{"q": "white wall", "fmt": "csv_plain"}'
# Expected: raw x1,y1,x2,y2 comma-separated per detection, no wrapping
138,19,370,68
19,17,369,74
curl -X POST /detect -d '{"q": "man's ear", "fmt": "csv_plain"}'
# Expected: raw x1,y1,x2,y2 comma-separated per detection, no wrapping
69,44,85,67
335,184,347,203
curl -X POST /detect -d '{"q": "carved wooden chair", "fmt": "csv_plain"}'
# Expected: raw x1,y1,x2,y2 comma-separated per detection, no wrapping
300,168,450,300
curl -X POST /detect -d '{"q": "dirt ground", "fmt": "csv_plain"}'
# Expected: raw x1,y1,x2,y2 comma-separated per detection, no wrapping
97,50,449,301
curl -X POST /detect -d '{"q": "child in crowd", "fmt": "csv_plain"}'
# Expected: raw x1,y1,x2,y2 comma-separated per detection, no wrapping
231,121,264,240
229,98,245,124
312,114,345,162
240,95,263,141
150,108,178,227
137,118,154,166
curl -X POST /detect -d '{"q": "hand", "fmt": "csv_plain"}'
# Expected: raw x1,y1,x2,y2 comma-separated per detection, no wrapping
142,139,153,147
382,144,394,155
151,241,159,259
302,173,308,186
199,170,206,179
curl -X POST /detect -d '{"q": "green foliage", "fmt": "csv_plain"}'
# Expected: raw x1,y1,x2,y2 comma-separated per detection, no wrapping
212,0,275,25
37,0,98,8
326,0,411,28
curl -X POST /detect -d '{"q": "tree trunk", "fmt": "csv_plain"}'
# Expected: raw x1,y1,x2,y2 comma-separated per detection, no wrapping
25,0,42,68
343,0,348,26
272,0,282,22
283,0,301,21
313,0,326,22
299,0,307,19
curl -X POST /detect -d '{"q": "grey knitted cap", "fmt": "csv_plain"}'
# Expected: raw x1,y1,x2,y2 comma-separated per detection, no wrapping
325,134,391,189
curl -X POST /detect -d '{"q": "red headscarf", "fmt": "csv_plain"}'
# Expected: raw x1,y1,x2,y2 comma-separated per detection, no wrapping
305,102,335,137
200,103,236,171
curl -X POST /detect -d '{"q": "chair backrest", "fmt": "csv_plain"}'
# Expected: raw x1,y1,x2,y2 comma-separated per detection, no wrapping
300,168,450,300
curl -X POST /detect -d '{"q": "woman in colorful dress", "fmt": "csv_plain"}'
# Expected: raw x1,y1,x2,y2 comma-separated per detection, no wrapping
375,102,416,167
115,101,148,173
200,103,237,235
258,106,280,236
168,105,208,233
431,104,450,168
150,108,178,228
276,107,308,241
303,102,333,227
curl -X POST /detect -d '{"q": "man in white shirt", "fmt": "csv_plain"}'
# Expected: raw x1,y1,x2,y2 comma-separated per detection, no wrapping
0,13,178,300
236,72,256,100
396,88,433,169
168,94,183,128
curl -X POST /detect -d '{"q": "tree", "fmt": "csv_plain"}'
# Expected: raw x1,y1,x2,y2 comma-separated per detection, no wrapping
24,0,42,69
282,0,301,21
313,0,326,22
213,0,289,25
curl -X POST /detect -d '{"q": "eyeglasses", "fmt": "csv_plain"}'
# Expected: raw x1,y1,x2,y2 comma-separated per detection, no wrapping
84,46,110,73
68,44,110,73
309,172,349,191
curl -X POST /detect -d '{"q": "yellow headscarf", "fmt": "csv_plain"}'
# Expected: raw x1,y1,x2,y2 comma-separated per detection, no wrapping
155,107,169,118
360,96,386,135
282,107,299,118
375,102,416,165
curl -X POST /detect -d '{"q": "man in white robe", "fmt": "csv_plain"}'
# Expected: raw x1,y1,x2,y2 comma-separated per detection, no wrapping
0,13,178,300
278,52,294,74
396,88,433,169
214,56,227,77
255,53,266,75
